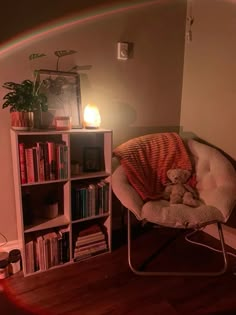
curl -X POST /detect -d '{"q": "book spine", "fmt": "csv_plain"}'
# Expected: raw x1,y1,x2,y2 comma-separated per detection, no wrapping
47,142,56,180
32,147,39,182
43,143,50,181
36,142,45,181
25,148,35,183
18,143,27,184
63,145,68,179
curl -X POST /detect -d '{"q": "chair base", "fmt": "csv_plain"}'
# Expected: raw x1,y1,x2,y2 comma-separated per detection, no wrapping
127,209,229,276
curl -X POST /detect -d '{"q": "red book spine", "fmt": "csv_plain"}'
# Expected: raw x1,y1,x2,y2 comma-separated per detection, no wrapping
25,148,35,183
18,143,27,184
46,142,56,180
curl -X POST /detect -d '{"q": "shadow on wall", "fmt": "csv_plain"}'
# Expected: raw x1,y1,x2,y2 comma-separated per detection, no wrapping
179,127,236,168
102,101,179,148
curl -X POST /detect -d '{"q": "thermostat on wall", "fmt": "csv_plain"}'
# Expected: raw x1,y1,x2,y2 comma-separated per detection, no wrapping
117,42,129,60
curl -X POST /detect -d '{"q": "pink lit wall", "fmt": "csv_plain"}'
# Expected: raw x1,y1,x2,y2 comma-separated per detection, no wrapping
0,0,187,241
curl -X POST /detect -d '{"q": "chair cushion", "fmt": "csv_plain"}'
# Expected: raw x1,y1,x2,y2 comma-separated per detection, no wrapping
112,138,236,229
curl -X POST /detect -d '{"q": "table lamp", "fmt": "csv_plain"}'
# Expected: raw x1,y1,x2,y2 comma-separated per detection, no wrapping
83,103,101,129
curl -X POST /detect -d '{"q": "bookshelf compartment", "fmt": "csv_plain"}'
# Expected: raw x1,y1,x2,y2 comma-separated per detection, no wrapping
71,178,110,221
22,182,69,231
24,225,70,275
70,133,105,176
10,129,112,276
18,133,69,184
71,217,110,262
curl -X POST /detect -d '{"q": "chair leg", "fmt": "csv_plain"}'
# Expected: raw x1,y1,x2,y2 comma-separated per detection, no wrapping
127,209,229,276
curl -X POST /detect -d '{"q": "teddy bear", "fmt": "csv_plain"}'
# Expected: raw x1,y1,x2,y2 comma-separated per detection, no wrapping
162,168,199,207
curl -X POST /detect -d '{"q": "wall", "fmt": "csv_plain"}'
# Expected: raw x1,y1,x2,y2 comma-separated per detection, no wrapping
181,0,236,158
0,0,187,241
181,0,236,241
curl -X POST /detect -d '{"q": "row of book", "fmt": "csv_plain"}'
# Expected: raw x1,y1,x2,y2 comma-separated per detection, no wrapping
19,141,68,184
25,228,70,274
73,224,108,262
71,180,110,220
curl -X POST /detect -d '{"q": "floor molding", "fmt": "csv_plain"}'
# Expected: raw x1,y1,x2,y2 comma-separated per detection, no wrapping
0,240,21,253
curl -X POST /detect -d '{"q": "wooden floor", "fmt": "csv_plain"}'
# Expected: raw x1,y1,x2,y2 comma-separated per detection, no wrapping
1,224,236,315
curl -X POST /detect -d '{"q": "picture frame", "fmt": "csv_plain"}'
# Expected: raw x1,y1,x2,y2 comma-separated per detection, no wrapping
38,69,82,129
83,147,102,172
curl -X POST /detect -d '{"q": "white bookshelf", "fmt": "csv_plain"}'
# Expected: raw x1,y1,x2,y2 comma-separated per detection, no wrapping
10,128,112,276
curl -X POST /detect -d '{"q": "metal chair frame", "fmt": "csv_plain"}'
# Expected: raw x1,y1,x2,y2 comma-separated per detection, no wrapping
127,208,229,276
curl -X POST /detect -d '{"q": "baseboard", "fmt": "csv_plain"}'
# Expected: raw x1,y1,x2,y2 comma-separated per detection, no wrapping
0,240,21,253
204,225,236,250
1,227,235,254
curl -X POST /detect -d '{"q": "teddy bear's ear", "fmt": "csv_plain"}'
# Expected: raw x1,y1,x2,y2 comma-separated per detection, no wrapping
182,169,191,180
167,169,173,178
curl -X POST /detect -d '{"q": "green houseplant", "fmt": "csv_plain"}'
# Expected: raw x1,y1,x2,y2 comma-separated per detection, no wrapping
2,78,48,113
2,76,48,130
2,50,78,130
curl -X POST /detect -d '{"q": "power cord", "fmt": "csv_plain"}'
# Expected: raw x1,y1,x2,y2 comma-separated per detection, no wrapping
185,228,236,259
0,232,8,247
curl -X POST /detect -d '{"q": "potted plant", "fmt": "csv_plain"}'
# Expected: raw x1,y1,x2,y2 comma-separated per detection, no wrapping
2,73,48,130
2,50,79,130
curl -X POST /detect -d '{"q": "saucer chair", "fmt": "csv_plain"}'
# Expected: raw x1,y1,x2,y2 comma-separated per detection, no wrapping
112,133,236,276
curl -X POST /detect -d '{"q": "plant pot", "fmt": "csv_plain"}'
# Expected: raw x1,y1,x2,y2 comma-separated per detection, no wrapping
11,112,34,130
34,110,53,129
42,202,59,219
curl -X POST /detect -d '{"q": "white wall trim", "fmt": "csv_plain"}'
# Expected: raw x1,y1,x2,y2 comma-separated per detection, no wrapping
0,240,21,253
204,225,236,250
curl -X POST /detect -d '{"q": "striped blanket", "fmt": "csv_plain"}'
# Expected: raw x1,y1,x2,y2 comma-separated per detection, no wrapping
113,132,194,201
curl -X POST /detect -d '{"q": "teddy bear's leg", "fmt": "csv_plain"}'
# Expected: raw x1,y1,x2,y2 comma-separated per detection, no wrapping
183,192,199,207
170,193,183,204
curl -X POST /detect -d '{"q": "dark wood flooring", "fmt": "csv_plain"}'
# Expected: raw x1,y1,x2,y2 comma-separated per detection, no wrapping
1,224,236,315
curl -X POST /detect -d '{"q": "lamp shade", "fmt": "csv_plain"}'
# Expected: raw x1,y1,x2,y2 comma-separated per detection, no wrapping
83,104,101,129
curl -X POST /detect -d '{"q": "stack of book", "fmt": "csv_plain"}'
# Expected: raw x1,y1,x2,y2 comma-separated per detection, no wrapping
74,224,108,262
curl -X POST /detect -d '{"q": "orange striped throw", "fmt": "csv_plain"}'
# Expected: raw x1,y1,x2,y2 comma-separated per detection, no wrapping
113,132,193,201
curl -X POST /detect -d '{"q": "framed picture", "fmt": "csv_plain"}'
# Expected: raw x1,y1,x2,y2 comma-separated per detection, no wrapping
83,147,102,172
38,69,82,128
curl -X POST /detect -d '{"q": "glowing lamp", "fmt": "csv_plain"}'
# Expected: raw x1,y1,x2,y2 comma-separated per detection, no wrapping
83,104,101,129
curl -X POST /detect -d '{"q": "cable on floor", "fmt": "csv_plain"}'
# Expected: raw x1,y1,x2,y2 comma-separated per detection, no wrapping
185,228,236,259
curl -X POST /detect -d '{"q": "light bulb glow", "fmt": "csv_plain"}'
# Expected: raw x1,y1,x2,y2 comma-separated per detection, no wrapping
83,104,101,128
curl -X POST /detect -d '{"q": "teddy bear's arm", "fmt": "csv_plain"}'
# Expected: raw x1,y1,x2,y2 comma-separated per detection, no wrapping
183,183,198,198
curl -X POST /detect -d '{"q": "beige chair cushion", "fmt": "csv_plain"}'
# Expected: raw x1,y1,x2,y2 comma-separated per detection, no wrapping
112,139,236,228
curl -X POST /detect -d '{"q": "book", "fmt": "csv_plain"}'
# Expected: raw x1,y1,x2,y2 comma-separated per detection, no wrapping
25,148,35,183
32,147,39,182
43,143,50,180
25,240,35,274
47,142,56,180
36,142,45,181
57,228,70,263
18,143,27,184
41,232,59,269
73,245,108,262
36,235,46,271
75,242,107,256
76,233,105,243
79,223,102,237
74,240,107,252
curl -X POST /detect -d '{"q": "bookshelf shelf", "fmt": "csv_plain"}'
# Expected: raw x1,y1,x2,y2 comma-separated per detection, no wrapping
70,171,110,181
71,213,110,224
24,215,70,233
10,128,112,276
21,179,68,187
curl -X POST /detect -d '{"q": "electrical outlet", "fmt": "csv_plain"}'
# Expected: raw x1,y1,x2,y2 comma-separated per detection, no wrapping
117,42,129,60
